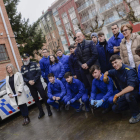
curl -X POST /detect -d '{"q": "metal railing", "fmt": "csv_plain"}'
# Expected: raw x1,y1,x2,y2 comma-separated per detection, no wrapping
77,0,94,12
99,0,123,13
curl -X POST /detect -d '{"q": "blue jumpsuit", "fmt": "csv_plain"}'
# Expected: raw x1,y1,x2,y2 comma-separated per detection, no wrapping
39,56,50,84
57,54,70,73
108,64,139,117
90,74,119,108
47,79,66,109
63,78,89,109
49,62,66,86
108,32,124,55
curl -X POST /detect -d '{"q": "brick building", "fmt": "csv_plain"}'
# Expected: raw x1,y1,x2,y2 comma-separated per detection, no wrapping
0,0,22,80
36,8,64,55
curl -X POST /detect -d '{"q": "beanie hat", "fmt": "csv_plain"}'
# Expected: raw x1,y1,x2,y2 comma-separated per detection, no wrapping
91,32,98,39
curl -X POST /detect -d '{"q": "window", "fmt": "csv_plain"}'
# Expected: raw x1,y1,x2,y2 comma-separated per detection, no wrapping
47,16,50,21
68,7,74,14
52,33,55,38
0,45,9,62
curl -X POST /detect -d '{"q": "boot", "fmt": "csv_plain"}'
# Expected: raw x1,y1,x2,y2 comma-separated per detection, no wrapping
22,117,26,126
38,111,45,119
25,116,30,125
47,107,52,116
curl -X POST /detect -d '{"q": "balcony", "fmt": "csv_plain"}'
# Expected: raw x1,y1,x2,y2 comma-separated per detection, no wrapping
56,20,61,26
104,16,121,26
62,40,68,45
53,11,59,16
99,0,123,14
81,13,96,24
77,0,94,13
59,31,65,36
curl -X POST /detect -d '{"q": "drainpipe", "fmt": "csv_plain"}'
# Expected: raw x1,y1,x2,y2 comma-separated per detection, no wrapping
0,6,20,71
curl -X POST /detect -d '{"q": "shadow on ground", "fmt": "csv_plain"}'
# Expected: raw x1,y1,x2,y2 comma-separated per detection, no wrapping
0,103,140,140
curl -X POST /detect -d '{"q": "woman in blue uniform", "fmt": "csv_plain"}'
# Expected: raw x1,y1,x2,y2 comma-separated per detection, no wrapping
49,55,65,86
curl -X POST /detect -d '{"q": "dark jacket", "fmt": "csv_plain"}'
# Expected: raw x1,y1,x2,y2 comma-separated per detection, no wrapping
76,39,99,72
96,41,113,73
21,62,41,84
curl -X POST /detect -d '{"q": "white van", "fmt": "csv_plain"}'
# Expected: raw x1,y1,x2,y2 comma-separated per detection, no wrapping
0,78,47,121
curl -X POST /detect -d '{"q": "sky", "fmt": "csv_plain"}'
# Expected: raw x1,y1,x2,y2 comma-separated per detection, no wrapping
17,0,56,24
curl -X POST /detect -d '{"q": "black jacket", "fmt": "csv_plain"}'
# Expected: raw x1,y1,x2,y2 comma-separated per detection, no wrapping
76,39,99,69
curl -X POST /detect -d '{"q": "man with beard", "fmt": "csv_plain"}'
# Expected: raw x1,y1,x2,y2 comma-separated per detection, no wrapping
21,53,52,119
108,24,124,55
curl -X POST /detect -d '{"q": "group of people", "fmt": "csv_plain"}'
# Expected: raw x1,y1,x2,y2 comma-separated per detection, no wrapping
5,23,140,126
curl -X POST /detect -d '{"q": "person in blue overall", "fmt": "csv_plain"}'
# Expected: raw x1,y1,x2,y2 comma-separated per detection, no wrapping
68,44,82,82
56,49,70,73
21,53,52,119
96,32,113,73
104,54,140,124
89,65,119,114
49,55,66,86
91,32,99,45
108,24,124,55
47,73,66,111
63,72,90,112
135,45,140,93
39,49,50,84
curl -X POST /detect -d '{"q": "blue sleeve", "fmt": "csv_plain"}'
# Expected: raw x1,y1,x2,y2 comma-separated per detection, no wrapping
39,60,45,78
69,56,75,76
108,69,116,77
34,63,41,82
138,65,140,92
49,65,51,74
90,79,97,100
102,77,114,102
73,81,84,101
66,84,72,100
59,80,66,98
47,83,53,99
58,63,65,79
108,39,114,54
86,41,98,67
126,69,139,88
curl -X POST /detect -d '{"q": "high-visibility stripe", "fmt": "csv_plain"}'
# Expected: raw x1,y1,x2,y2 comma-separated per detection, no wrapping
0,106,10,115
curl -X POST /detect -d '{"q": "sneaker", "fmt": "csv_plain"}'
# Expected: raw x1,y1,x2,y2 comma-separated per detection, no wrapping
129,113,140,124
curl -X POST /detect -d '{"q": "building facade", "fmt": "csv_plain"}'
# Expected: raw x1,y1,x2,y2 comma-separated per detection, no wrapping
51,0,81,53
0,0,22,80
37,8,64,54
50,0,140,42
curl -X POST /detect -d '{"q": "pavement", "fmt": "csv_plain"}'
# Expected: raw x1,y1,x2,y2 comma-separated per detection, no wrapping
0,103,140,140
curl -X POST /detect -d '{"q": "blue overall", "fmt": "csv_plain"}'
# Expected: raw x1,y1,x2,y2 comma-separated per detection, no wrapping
108,64,140,117
49,62,66,86
90,74,119,108
47,79,66,109
108,32,124,55
63,78,89,109
57,54,70,73
39,56,50,84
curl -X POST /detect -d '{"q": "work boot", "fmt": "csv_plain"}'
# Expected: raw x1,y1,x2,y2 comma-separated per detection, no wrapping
47,108,52,116
38,111,45,119
25,116,30,125
129,113,140,124
22,117,26,126
65,104,70,110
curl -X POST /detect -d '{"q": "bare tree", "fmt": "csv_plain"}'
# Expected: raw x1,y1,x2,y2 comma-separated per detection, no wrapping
114,0,140,23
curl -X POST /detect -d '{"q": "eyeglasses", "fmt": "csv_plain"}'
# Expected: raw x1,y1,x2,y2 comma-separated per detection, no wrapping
121,29,130,33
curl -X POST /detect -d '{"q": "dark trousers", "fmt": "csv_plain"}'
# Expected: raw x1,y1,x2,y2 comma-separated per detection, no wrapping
112,91,140,117
27,80,50,112
80,69,93,93
19,104,29,117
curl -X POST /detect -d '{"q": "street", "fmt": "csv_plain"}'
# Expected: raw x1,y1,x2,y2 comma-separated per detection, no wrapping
0,103,140,140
